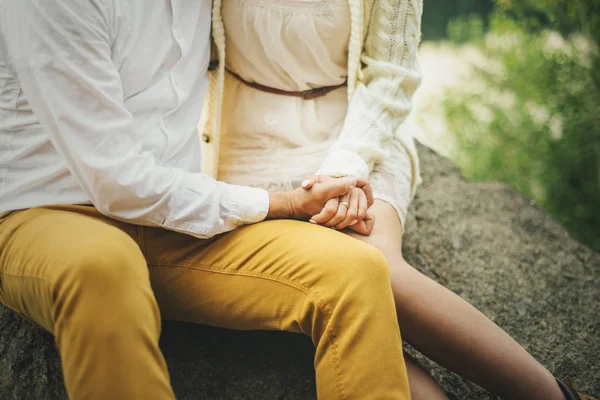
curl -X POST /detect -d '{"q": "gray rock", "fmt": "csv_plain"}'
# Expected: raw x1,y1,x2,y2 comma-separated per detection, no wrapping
1,144,598,399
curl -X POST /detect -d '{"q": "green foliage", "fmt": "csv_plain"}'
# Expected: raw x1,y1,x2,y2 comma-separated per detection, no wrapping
494,0,600,37
494,0,600,89
421,0,494,40
447,14,486,44
443,8,600,250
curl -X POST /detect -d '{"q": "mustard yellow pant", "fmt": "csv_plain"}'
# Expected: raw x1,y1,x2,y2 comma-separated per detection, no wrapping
0,205,409,399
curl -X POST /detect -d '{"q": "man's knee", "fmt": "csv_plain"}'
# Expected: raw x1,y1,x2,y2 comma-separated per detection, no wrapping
344,242,390,280
54,231,148,302
301,240,398,344
312,236,392,303
344,244,391,294
263,220,392,286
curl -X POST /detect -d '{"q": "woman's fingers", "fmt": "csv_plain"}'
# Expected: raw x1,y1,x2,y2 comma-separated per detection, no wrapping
348,214,375,236
321,194,350,227
310,197,339,224
302,175,371,229
356,190,368,222
335,189,359,230
363,214,375,235
363,186,375,208
354,179,374,208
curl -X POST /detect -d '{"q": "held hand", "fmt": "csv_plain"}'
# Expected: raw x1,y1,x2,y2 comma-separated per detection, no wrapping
301,175,376,236
313,192,375,236
311,188,366,228
267,176,358,220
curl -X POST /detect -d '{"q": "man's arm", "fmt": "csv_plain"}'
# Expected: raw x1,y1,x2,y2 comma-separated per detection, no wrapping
1,0,273,238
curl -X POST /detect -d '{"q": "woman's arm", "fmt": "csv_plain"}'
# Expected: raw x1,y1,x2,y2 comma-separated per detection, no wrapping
316,0,423,179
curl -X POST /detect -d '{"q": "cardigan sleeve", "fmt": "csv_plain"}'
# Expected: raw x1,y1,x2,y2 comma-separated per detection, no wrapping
316,0,423,179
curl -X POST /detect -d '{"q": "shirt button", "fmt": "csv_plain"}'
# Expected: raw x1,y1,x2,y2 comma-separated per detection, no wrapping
208,59,220,71
202,134,211,143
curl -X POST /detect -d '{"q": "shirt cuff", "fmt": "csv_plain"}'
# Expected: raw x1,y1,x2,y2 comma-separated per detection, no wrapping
221,184,270,225
316,149,370,179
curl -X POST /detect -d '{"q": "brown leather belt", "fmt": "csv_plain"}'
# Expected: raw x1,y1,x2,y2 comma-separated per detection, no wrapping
226,68,347,100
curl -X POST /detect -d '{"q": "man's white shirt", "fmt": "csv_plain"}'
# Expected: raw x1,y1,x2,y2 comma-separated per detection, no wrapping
0,0,269,238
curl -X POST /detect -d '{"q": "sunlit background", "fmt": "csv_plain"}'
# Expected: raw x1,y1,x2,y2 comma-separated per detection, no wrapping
410,0,599,251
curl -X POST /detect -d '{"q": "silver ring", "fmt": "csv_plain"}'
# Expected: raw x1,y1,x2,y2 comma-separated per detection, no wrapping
339,202,349,208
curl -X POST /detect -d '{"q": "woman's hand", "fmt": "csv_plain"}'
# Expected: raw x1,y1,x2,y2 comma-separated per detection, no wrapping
301,175,376,236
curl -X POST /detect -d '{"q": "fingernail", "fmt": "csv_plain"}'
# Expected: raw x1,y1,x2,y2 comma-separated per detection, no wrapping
301,179,310,188
349,220,358,226
309,219,318,224
348,177,357,188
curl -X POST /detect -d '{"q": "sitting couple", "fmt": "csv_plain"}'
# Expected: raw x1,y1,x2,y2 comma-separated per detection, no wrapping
0,0,593,399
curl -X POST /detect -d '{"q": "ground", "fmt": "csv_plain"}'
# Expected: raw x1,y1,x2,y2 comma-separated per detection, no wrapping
1,144,598,399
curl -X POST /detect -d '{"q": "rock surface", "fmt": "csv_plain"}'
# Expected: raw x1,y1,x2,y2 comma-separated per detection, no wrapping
1,144,598,399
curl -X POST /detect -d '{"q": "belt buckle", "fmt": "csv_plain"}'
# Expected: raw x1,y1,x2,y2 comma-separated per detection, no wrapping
301,87,327,100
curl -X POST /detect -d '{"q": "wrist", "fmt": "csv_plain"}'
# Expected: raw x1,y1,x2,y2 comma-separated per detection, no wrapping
266,192,295,220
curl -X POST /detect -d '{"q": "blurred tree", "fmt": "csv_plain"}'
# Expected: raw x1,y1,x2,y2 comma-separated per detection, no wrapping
442,2,600,250
495,0,600,86
421,0,494,40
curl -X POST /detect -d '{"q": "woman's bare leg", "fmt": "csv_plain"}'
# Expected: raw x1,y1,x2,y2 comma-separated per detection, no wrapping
404,352,449,400
345,200,565,400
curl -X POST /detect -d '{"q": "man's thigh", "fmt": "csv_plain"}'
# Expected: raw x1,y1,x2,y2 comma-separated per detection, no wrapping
0,205,142,331
142,219,382,332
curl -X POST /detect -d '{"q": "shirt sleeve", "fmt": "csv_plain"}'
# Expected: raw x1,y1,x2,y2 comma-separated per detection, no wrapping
0,0,269,239
316,0,423,179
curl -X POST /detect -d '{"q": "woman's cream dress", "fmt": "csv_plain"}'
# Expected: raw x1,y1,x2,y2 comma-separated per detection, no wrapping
218,0,419,226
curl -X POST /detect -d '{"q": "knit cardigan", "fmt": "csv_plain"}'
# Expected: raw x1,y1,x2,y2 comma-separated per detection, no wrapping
200,0,424,183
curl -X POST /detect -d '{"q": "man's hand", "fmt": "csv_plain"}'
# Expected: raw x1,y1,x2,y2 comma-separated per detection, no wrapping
266,176,361,220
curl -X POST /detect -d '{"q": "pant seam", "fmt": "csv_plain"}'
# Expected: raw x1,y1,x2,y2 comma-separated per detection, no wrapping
0,271,53,281
149,262,346,398
321,329,345,399
149,261,333,314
